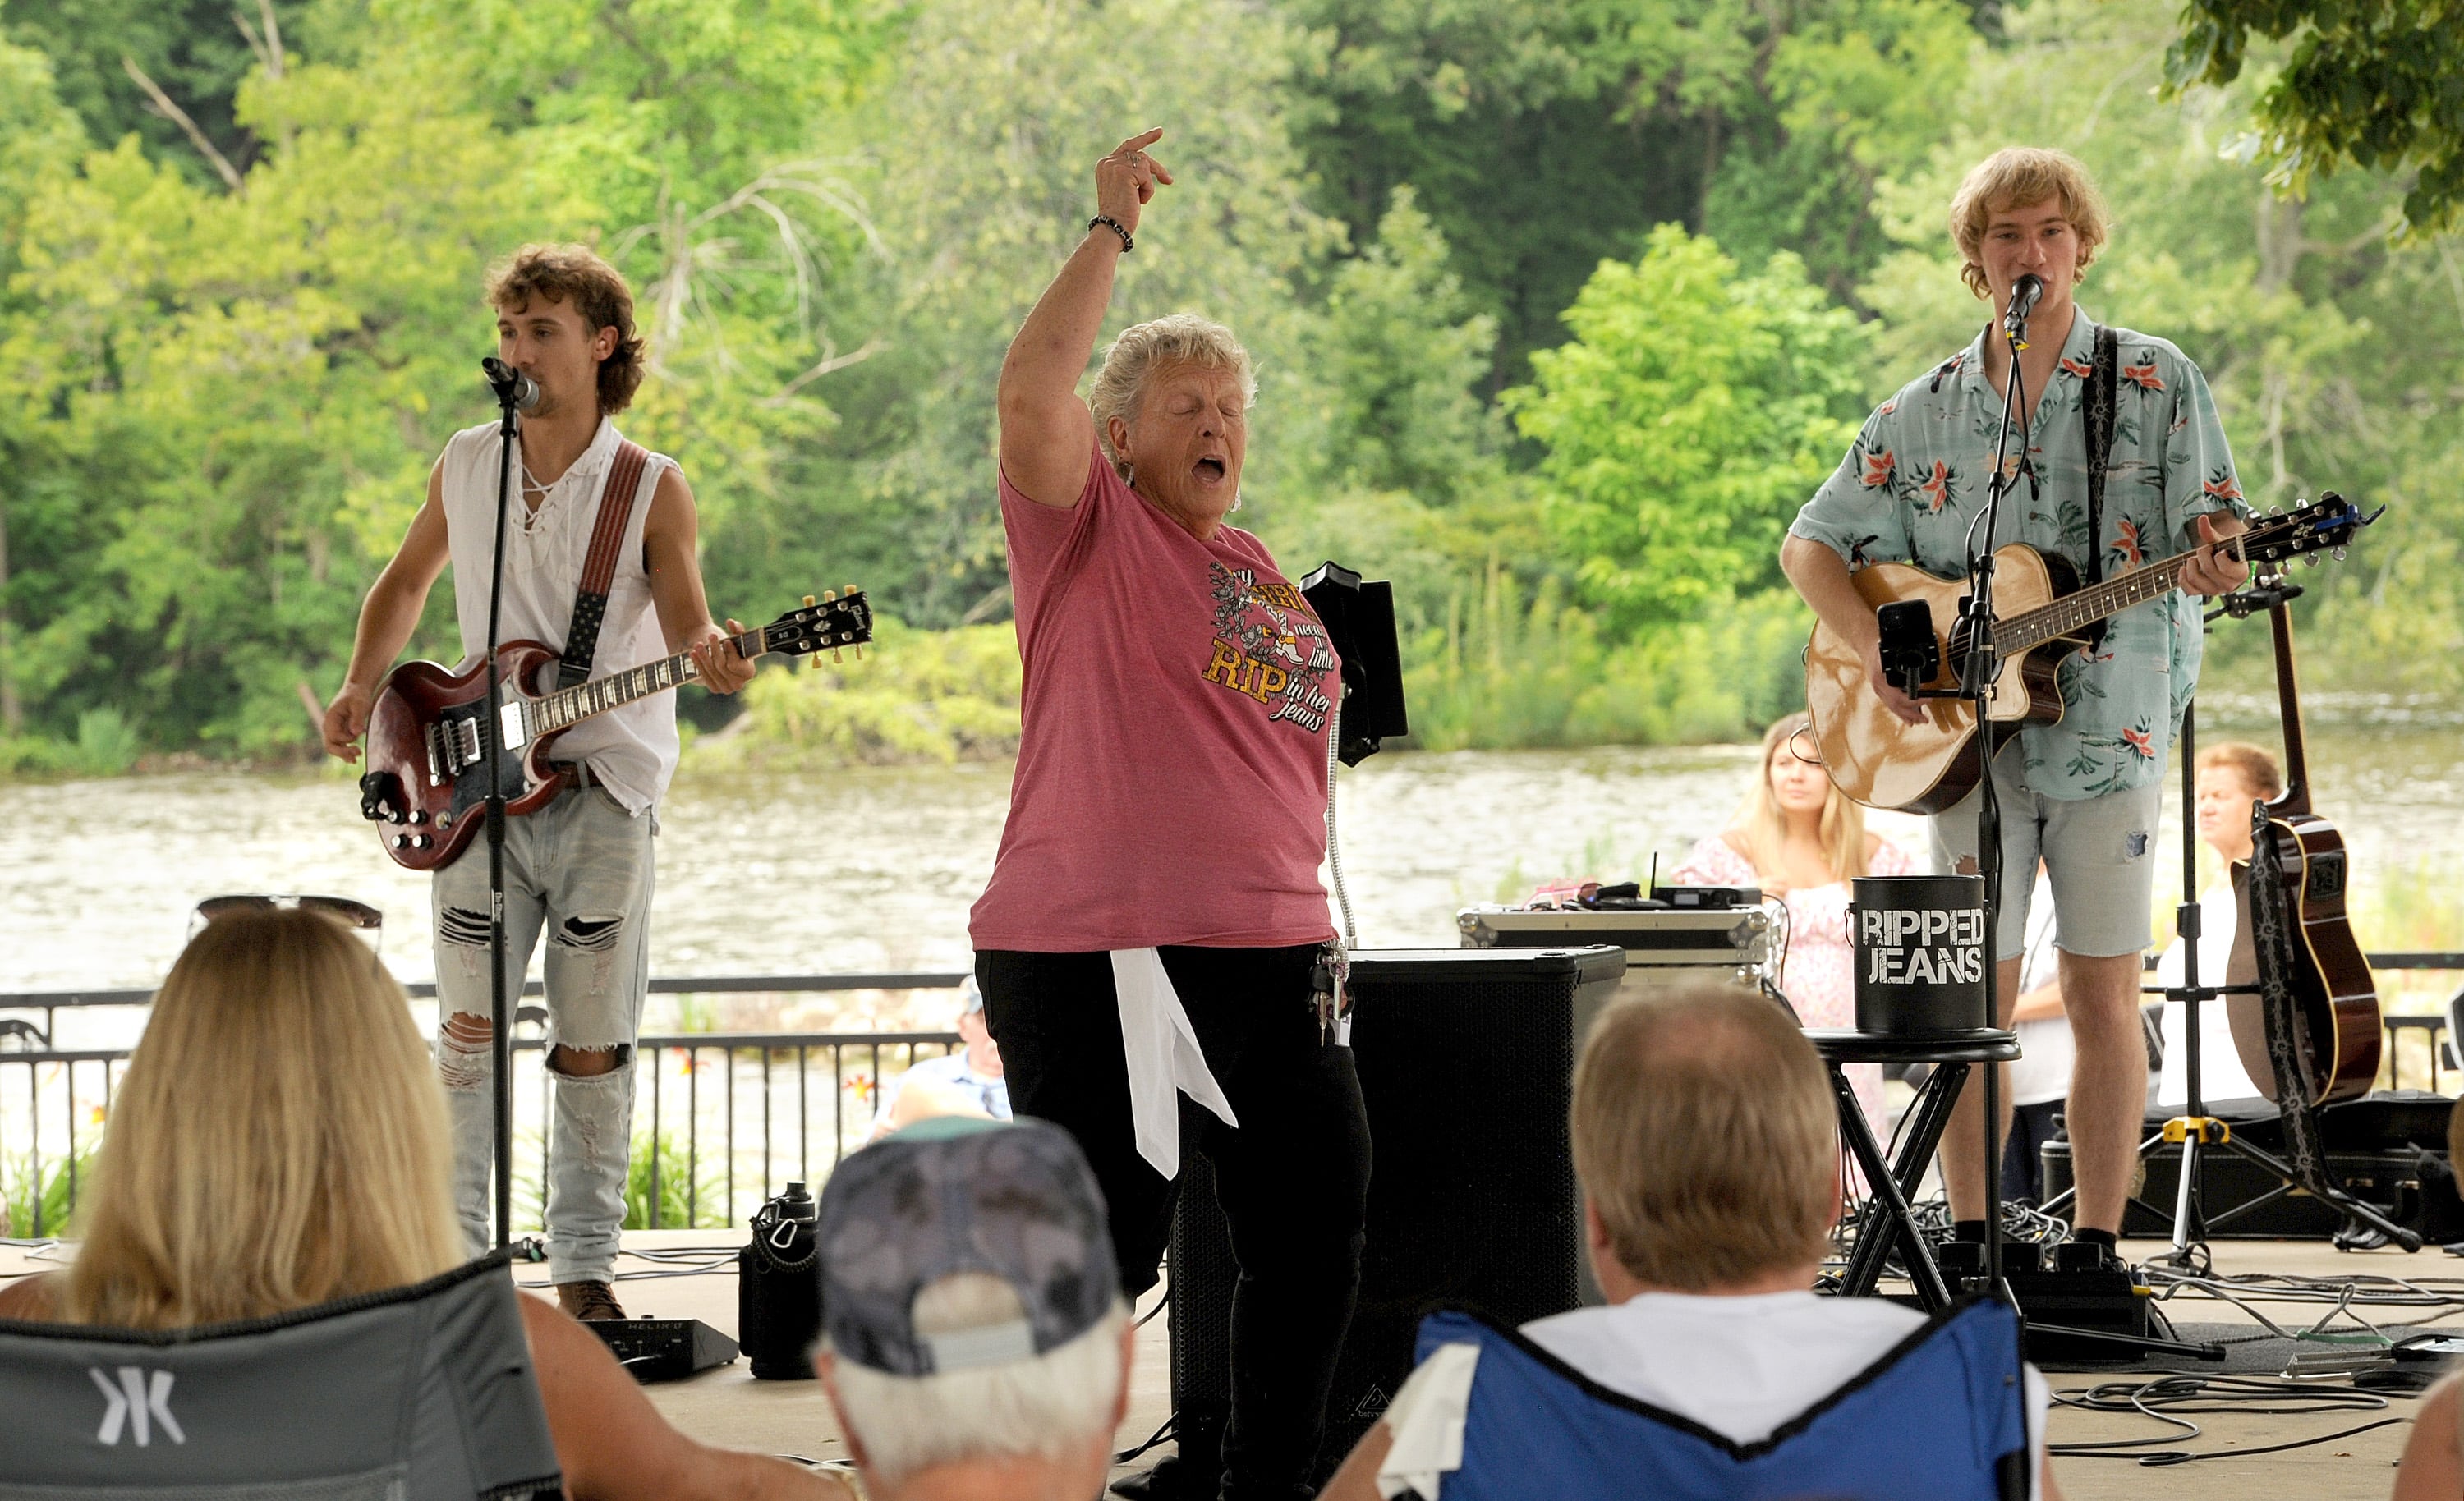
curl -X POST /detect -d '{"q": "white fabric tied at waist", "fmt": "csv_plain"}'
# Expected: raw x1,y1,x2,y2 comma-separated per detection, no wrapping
1110,948,1237,1179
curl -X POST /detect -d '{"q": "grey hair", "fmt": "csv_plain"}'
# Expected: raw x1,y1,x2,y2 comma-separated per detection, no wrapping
827,1273,1129,1485
1087,314,1257,480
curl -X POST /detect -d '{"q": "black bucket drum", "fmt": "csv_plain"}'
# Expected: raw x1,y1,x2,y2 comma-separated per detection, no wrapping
1847,874,1990,1035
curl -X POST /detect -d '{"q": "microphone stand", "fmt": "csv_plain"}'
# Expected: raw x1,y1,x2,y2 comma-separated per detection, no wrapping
1961,304,2033,1299
482,374,522,1252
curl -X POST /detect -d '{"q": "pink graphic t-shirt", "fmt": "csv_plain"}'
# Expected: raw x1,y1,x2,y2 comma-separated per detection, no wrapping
968,445,1340,952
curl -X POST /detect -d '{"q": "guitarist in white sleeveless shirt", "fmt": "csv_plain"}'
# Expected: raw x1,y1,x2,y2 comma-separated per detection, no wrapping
1780,149,2250,1264
322,244,753,1319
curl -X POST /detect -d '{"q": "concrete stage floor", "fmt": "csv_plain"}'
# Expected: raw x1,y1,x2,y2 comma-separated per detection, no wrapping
6,1232,2456,1497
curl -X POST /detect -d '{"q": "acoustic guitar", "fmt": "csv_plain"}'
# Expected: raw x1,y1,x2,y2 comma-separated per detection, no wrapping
2223,601,2381,1107
1804,495,2376,813
355,590,871,871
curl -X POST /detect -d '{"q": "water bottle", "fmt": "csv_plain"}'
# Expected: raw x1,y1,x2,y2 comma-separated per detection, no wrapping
738,1181,821,1379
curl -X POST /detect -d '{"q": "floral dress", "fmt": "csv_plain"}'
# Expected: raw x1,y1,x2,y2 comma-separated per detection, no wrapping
1671,833,1916,1141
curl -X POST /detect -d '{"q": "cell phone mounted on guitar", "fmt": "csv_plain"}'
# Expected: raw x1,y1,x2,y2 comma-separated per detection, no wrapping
1874,599,1941,696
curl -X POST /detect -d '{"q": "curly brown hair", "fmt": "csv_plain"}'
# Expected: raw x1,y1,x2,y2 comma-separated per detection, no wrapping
484,243,647,414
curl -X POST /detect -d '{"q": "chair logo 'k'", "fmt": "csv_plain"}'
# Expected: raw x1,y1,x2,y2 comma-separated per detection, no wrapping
90,1366,184,1446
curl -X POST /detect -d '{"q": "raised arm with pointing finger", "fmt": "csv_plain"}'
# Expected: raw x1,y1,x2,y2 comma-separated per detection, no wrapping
997,130,1173,511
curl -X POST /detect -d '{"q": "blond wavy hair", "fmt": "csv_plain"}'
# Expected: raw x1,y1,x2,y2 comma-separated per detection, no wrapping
1728,713,1869,887
1087,314,1256,481
60,908,463,1329
1948,146,2112,299
1571,984,1836,1289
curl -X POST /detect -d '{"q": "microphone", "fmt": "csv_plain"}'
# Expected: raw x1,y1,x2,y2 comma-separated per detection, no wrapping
481,356,540,413
2001,273,2044,344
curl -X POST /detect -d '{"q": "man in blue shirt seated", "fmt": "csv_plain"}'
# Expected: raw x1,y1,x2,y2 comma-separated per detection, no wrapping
868,976,1011,1141
1317,982,2062,1501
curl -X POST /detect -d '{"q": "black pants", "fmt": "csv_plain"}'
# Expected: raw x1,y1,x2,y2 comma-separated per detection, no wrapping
977,946,1372,1501
2002,1099,2066,1205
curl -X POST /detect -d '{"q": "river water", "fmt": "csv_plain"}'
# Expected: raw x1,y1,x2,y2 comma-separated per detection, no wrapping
4,708,2457,1012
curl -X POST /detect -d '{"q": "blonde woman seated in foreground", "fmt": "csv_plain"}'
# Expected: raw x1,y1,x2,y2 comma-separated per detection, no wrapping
2392,1098,2464,1499
1317,982,2064,1500
0,905,843,1501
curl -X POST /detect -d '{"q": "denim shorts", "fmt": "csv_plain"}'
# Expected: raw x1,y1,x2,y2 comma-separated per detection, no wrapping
1928,738,2161,961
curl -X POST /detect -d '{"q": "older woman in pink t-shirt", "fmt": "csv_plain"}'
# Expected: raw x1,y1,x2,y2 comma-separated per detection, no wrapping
968,130,1369,1501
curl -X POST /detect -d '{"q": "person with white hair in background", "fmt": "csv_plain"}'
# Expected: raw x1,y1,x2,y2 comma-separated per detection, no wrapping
969,126,1368,1501
814,1116,1134,1501
867,976,1010,1142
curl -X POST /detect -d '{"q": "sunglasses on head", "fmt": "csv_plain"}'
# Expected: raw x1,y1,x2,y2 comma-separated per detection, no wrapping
190,894,384,949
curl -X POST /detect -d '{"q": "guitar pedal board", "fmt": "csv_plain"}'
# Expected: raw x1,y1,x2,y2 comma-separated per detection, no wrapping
580,1315,739,1383
1928,1240,2156,1361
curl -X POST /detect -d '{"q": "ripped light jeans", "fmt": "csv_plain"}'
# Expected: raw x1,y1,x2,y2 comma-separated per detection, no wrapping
432,779,655,1283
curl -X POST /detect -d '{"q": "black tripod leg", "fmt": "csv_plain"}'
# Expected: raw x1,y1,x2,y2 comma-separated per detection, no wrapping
1837,1063,1955,1307
2222,1136,2424,1251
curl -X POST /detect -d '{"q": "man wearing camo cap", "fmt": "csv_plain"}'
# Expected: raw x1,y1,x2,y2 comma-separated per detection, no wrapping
815,1116,1136,1500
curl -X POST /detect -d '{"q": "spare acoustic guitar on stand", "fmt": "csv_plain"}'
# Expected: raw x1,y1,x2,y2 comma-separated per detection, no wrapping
356,590,871,870
2224,593,2383,1110
1803,494,2375,813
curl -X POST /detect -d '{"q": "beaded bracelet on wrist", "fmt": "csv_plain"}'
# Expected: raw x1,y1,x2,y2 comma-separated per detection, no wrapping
1088,214,1133,253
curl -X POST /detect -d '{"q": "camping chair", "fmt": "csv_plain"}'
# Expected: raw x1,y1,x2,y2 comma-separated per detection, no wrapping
0,1253,559,1499
1391,1298,2030,1501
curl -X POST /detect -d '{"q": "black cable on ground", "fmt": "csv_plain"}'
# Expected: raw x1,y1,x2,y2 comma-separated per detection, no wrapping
1135,1285,1170,1329
513,1245,743,1288
2048,1372,2404,1466
1113,1415,1177,1466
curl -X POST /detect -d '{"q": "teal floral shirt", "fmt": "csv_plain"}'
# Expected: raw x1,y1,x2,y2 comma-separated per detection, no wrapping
1791,311,2250,801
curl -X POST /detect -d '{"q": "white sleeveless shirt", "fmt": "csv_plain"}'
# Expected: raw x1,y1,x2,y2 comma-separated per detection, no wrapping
437,415,678,813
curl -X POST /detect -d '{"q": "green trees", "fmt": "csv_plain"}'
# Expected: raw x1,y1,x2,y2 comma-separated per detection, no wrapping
2168,0,2464,235
1,0,2460,769
1509,225,1871,632
2,48,539,757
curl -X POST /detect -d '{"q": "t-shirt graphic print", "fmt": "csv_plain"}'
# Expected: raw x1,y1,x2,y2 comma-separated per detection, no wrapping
1201,563,1337,736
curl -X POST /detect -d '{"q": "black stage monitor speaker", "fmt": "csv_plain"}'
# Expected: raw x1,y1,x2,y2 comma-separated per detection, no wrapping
1169,945,1626,1485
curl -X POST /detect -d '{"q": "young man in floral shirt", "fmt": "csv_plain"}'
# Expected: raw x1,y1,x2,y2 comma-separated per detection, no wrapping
1781,147,2252,1260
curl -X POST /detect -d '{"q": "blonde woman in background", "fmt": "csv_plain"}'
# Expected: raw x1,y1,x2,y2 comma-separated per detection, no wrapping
0,907,841,1501
1671,713,1915,1136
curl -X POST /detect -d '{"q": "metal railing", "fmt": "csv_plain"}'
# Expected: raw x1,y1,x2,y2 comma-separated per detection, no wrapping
2,973,969,1238
10,956,2462,1237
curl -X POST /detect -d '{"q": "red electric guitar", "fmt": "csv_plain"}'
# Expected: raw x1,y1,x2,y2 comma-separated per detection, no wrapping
356,590,871,870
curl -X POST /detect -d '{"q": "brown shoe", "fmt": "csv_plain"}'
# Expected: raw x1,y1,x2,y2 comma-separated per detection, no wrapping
555,1280,627,1322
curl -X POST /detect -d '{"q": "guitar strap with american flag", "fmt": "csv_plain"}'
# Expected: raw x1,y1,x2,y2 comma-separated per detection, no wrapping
557,439,655,691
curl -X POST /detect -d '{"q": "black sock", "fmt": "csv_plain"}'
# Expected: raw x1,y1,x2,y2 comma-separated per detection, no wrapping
2074,1226,2118,1250
1953,1219,1991,1243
